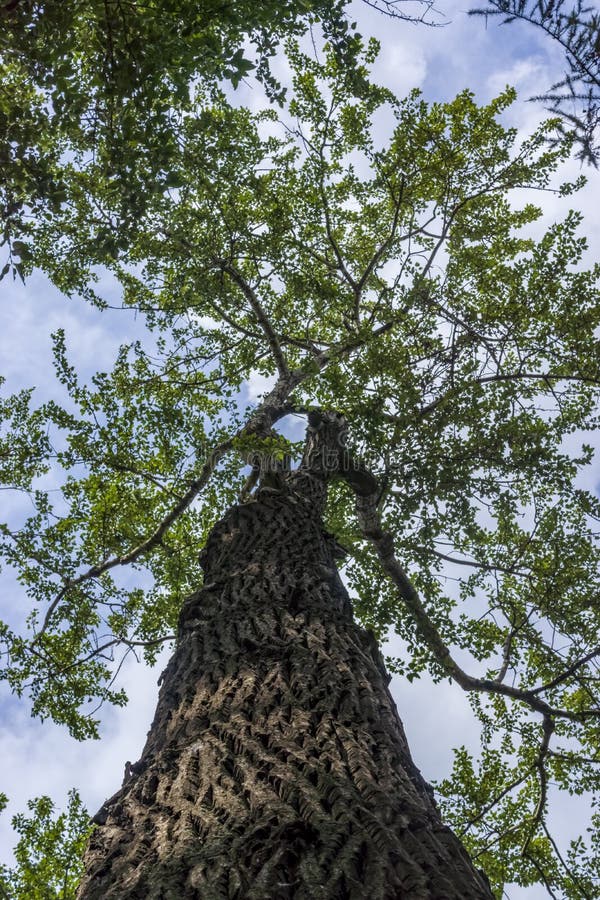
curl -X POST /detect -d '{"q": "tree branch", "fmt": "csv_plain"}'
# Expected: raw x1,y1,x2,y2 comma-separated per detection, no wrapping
215,259,290,378
414,544,531,578
529,645,600,696
458,767,532,837
521,715,554,854
37,437,233,636
382,369,600,423
37,321,401,637
345,466,600,724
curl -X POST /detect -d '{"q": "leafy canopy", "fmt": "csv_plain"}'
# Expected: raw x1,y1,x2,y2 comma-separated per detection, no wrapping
0,0,367,280
1,39,600,897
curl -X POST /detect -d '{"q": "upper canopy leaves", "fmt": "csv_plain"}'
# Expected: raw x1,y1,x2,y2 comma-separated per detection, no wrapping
0,0,362,267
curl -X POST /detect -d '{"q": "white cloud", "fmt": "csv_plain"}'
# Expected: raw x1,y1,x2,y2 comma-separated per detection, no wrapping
486,57,550,98
373,31,427,94
245,370,278,403
0,272,144,399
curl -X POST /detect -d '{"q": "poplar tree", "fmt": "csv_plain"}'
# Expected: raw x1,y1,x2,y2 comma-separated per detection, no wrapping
1,37,600,898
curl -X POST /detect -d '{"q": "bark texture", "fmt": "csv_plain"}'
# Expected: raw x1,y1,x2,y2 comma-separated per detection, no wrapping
78,419,494,900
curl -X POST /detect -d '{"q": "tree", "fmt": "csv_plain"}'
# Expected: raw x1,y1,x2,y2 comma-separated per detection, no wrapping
0,0,362,282
76,410,496,898
1,38,600,897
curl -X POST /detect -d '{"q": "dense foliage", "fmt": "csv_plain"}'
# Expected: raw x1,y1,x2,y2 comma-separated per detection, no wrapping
0,0,367,280
1,12,600,898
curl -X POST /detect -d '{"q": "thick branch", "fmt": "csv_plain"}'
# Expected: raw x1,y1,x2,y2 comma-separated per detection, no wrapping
343,465,600,724
37,323,399,636
215,259,290,378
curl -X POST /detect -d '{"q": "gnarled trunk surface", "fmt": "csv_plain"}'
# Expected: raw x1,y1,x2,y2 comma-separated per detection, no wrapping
78,427,493,899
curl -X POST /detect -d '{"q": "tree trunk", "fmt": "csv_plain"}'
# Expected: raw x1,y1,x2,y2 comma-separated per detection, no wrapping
77,421,494,900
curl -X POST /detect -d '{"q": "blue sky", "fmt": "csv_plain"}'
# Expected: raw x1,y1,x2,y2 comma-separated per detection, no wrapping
1,3,599,897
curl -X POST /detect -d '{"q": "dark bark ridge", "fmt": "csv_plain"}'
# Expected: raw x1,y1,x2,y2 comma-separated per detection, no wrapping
77,414,493,899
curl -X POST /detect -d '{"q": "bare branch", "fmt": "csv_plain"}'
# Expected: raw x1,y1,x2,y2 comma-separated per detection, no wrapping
361,0,445,25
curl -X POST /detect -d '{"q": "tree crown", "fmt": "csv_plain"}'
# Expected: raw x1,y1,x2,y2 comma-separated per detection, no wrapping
1,40,600,896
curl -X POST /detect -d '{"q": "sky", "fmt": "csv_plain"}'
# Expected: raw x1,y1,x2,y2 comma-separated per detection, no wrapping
1,2,599,898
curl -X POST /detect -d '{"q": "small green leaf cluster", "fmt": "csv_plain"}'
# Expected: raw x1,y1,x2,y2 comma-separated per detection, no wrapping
0,790,90,900
0,0,355,271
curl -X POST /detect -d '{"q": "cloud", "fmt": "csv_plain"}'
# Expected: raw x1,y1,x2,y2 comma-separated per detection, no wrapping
0,272,146,401
486,57,550,97
245,370,277,403
372,29,427,94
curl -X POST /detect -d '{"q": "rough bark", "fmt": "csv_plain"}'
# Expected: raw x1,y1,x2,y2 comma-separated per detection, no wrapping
77,418,494,900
